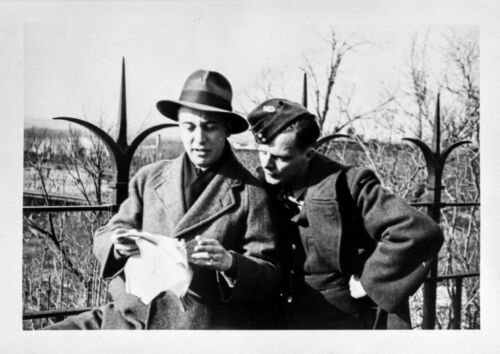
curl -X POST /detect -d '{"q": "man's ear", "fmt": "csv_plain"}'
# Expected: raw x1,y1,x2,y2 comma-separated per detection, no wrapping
305,146,316,160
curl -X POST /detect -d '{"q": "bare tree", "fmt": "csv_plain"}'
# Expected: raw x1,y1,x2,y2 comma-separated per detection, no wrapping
24,127,85,282
239,65,289,113
386,30,436,141
23,124,112,328
441,31,479,145
63,126,111,205
334,89,396,135
300,28,398,137
386,29,478,145
301,28,369,133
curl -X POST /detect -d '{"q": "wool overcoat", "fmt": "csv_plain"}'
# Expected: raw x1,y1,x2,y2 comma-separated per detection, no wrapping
270,153,444,329
86,149,280,329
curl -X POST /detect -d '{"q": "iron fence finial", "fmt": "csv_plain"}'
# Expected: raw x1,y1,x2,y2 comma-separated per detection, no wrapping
117,57,128,149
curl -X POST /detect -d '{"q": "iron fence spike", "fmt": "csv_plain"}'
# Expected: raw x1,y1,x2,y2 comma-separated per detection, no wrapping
315,133,351,148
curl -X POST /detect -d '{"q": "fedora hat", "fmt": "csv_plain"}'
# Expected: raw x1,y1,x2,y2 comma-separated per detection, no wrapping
157,69,249,134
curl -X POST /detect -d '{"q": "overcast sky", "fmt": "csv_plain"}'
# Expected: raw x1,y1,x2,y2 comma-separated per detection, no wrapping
23,2,476,142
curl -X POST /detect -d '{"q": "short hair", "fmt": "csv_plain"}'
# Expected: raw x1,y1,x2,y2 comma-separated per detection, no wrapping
281,114,320,150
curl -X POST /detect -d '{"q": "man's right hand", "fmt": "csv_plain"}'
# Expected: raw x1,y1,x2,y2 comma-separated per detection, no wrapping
112,229,140,259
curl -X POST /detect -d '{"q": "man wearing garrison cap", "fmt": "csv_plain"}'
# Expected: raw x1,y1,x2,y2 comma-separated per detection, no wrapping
248,98,444,329
46,70,280,329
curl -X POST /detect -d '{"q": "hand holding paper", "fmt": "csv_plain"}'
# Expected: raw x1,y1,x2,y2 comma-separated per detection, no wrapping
111,229,140,258
112,230,193,305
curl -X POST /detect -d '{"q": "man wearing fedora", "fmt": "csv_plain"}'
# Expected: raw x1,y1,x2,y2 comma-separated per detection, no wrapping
47,70,280,329
247,98,444,329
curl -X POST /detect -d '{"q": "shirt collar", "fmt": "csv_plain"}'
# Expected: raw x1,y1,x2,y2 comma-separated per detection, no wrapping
291,186,308,201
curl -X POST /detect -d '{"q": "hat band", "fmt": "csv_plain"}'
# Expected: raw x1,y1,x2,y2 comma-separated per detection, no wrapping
179,90,232,111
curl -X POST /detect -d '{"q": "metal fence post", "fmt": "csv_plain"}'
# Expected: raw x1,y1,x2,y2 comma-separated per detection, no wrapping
302,72,308,108
403,94,470,329
53,58,176,206
451,277,463,329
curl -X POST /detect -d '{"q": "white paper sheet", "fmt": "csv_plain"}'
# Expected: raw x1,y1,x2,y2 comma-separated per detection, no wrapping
113,230,193,305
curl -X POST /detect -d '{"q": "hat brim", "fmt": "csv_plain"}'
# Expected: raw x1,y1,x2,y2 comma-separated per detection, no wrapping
157,100,249,134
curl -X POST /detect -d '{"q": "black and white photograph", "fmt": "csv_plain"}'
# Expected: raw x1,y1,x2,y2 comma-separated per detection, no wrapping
1,1,499,353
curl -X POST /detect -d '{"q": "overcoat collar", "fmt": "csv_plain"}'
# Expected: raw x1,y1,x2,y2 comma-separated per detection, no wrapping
304,153,344,189
151,149,243,239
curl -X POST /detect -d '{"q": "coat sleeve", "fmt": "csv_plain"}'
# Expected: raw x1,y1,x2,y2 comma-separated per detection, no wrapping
348,167,444,313
218,184,280,303
93,167,147,280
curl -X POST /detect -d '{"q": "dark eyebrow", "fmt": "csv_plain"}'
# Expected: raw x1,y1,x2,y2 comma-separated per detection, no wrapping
276,153,294,159
257,147,293,159
201,119,222,125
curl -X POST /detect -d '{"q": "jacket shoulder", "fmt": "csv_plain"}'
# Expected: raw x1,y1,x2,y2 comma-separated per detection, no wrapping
306,154,381,202
239,164,266,188
224,153,267,190
131,159,174,187
343,165,380,196
306,153,345,190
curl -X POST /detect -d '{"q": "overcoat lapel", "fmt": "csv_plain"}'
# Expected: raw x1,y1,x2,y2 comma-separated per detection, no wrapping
152,152,241,239
173,157,240,238
152,155,186,230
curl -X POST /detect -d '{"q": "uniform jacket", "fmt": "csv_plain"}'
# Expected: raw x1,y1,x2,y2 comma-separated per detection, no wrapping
93,149,280,329
268,153,444,329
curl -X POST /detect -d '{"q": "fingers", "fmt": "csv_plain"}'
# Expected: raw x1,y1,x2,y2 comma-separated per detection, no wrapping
115,249,139,258
115,242,139,251
193,237,224,254
113,229,140,246
190,253,218,268
114,243,139,258
190,236,231,271
192,238,223,257
116,237,137,246
194,237,220,246
191,252,223,261
193,244,219,253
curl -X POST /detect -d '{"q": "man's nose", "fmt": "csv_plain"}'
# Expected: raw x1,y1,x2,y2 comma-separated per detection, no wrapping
262,153,274,168
193,126,206,143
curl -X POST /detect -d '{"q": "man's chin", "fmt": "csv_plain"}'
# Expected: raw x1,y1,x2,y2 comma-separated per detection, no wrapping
188,156,212,169
264,174,281,185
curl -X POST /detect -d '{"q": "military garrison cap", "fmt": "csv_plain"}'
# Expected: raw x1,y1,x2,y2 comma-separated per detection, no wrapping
247,98,317,143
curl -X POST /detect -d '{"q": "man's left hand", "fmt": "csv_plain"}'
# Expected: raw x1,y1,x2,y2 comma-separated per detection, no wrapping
190,236,234,272
349,275,367,299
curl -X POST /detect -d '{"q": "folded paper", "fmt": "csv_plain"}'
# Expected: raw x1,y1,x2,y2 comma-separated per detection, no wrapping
114,230,193,305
